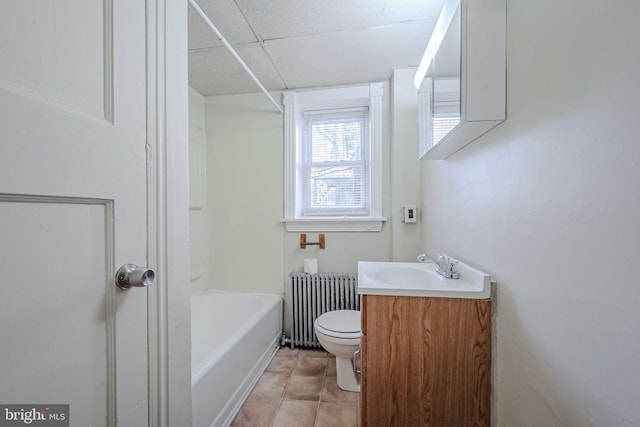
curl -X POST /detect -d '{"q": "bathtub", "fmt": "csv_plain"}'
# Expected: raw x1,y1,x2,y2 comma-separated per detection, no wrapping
191,290,282,427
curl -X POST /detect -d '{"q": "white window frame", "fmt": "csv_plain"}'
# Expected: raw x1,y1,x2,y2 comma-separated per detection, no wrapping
282,83,386,232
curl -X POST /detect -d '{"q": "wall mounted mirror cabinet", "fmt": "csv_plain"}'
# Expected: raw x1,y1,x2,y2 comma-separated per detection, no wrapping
416,0,506,160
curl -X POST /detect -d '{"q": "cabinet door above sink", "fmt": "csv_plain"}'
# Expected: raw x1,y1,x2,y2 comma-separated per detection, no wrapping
417,0,506,159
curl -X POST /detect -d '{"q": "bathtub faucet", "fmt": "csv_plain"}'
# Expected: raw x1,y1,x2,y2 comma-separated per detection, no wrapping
417,253,460,279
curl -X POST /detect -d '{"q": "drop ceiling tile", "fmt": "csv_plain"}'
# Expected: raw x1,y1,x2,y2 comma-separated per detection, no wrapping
189,43,286,96
264,20,434,90
188,1,448,96
237,0,445,40
188,0,258,50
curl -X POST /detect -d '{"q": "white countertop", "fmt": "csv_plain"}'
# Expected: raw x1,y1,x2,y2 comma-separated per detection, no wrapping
357,260,491,299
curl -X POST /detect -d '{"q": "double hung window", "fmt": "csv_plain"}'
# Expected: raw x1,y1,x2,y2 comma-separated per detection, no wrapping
282,83,385,232
302,108,369,216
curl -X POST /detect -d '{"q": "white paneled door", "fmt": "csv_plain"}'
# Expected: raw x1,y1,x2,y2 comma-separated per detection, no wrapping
0,1,151,426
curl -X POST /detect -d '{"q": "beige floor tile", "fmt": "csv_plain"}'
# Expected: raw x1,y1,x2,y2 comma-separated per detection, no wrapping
267,355,297,374
298,348,328,358
284,374,324,401
276,347,300,358
293,356,328,376
249,372,288,400
271,400,318,427
321,376,360,406
315,402,358,427
325,357,337,377
233,349,362,427
230,397,279,427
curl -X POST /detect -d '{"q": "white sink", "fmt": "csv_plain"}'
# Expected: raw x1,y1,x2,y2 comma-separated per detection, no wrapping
358,258,491,299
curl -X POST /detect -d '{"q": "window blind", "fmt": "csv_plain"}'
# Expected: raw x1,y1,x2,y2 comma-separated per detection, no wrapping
301,109,370,216
432,100,460,145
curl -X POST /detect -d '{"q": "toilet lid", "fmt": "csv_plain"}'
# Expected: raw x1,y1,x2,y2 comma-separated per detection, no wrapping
316,310,361,335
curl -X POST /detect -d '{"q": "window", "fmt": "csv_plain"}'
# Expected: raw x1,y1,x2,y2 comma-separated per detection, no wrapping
432,101,460,145
282,83,386,232
303,108,369,215
431,78,461,146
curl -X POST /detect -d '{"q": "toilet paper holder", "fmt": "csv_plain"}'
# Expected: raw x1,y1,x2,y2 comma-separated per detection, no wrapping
300,233,325,249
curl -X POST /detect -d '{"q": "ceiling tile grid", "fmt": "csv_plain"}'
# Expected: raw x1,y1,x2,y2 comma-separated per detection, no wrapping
189,44,286,95
188,0,445,96
236,0,443,40
188,0,257,50
264,19,434,89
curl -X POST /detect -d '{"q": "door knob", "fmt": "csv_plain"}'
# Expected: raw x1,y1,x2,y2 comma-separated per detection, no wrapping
115,264,155,290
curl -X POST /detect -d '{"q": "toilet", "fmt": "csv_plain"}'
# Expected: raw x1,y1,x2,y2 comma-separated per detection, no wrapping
314,309,361,392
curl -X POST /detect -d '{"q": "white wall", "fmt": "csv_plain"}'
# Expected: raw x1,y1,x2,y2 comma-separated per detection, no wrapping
420,0,640,425
205,88,398,298
390,68,423,261
206,93,286,295
189,87,208,293
205,87,401,337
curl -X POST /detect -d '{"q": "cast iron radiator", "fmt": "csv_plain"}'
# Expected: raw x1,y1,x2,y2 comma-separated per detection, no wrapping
288,272,359,349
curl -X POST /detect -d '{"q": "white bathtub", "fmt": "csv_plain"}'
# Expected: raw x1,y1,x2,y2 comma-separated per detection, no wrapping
191,290,282,427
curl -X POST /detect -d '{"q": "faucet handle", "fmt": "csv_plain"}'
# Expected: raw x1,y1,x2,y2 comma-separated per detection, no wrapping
438,254,460,279
418,252,460,279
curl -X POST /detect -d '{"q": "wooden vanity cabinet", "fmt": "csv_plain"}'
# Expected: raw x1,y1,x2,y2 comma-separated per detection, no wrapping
359,295,492,427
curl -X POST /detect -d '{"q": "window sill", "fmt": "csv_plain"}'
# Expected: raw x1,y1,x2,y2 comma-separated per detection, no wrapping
281,217,387,232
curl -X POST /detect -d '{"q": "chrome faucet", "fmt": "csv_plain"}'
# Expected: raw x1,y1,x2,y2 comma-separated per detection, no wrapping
417,253,460,279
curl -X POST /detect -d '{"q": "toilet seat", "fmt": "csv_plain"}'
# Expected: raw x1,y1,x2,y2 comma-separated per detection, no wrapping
315,310,361,339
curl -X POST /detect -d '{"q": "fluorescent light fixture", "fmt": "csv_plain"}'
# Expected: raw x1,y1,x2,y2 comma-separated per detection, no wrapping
413,0,461,89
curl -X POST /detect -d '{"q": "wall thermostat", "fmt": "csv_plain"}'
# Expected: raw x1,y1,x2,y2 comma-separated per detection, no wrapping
402,205,417,223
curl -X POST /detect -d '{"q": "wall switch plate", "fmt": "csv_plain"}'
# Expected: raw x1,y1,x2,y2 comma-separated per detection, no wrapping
403,205,417,223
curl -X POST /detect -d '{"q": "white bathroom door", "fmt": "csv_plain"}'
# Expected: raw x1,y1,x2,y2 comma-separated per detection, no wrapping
0,1,151,426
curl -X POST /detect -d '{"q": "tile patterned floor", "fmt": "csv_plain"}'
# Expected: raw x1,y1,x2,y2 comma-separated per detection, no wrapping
231,347,359,427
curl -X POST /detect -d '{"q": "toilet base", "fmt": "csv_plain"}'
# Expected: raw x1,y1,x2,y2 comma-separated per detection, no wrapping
335,356,360,392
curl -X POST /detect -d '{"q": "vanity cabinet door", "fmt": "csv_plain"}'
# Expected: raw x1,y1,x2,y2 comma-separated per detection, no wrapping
360,295,491,427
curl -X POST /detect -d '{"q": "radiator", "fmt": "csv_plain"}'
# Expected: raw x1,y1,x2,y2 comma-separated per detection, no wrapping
289,272,360,349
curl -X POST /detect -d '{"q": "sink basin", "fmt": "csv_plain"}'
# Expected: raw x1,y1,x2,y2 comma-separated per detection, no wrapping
358,258,491,299
365,264,442,289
